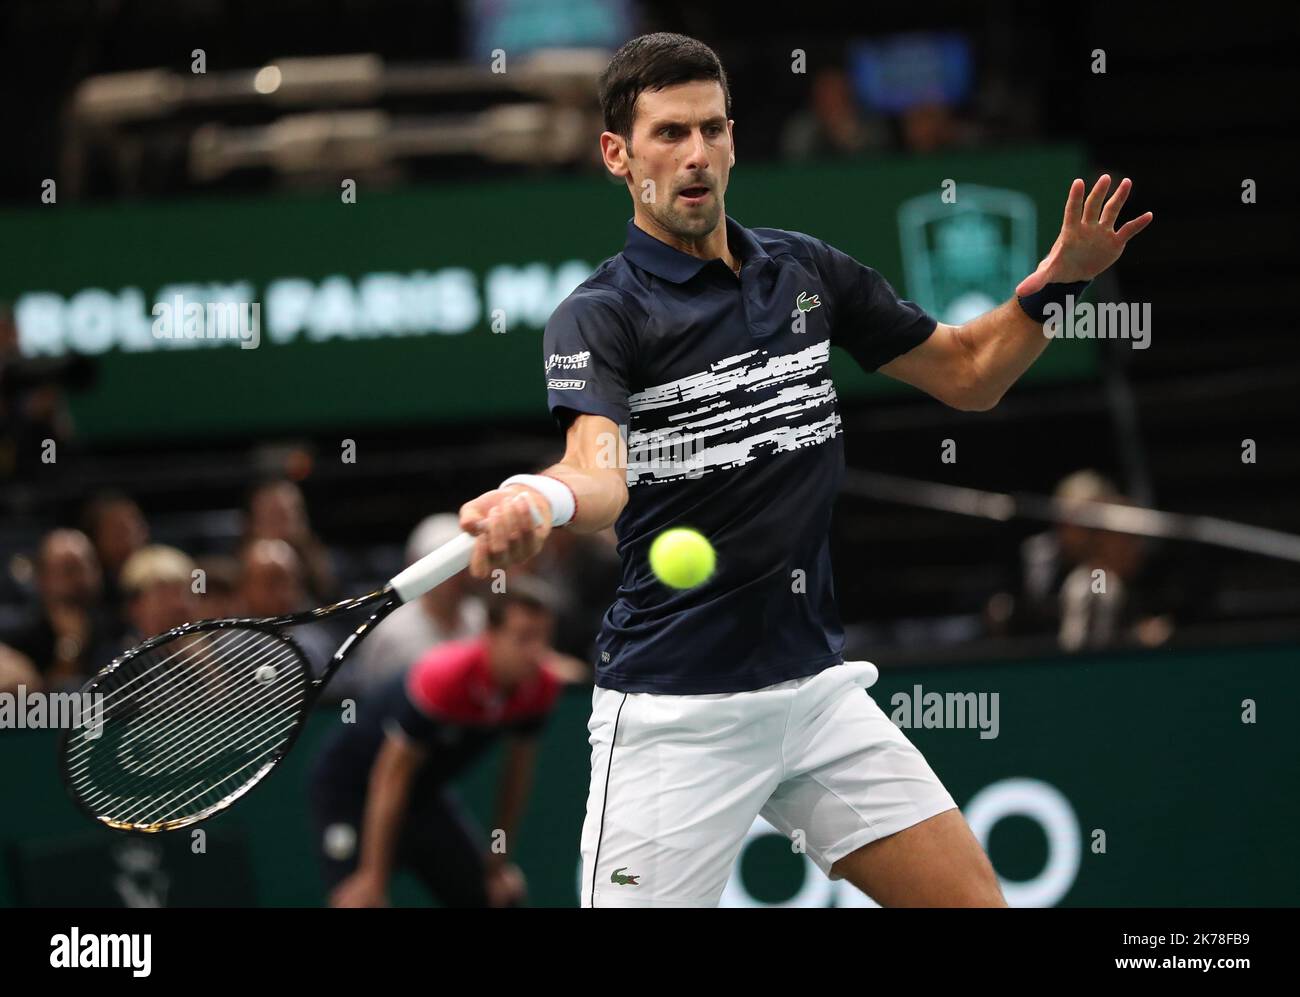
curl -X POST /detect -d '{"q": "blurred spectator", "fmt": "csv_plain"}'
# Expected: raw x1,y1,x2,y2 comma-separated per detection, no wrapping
0,305,84,479
244,479,338,602
343,514,486,699
311,575,565,908
0,529,114,691
239,538,336,675
1020,471,1119,624
120,545,199,642
781,66,892,161
900,101,957,154
194,554,241,620
81,490,150,613
995,470,1174,651
0,643,40,696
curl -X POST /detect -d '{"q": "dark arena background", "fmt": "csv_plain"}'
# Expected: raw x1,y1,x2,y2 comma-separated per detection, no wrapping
0,0,1296,935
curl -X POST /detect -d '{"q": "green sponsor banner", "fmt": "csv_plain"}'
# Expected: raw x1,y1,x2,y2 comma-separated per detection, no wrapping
1,146,1091,443
1,642,1292,907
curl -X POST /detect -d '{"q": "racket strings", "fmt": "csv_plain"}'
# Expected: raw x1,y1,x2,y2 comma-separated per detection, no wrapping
66,631,287,818
64,626,312,830
79,640,298,820
70,631,305,825
67,629,273,785
79,630,291,780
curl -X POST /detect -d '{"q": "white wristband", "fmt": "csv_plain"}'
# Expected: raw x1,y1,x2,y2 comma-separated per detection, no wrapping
499,474,576,527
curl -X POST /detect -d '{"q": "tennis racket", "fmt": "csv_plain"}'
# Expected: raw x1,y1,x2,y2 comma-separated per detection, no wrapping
57,528,482,834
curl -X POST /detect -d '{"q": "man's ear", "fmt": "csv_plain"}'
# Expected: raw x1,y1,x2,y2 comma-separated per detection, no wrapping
600,131,630,179
728,120,736,168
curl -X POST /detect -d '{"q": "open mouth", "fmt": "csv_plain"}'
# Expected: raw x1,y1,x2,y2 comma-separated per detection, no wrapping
678,186,711,202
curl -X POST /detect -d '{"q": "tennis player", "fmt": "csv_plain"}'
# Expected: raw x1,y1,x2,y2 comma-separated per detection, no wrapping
457,33,1151,907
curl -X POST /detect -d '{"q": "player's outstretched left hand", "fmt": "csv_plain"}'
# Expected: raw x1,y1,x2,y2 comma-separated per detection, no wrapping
1016,175,1153,297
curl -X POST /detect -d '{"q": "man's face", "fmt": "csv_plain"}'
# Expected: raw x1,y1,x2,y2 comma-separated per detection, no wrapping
485,605,553,684
95,500,148,572
605,80,734,241
39,534,101,606
130,580,195,638
250,483,306,541
240,542,304,617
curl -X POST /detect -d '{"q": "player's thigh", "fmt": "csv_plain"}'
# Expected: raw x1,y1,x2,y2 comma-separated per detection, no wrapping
402,789,490,908
580,685,782,908
832,808,1006,907
761,664,988,904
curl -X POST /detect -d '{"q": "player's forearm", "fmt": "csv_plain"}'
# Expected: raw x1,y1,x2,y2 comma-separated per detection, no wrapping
357,752,414,881
492,743,536,852
953,298,1051,410
534,462,627,533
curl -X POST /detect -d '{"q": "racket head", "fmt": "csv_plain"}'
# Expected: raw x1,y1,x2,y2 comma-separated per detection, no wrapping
58,619,317,834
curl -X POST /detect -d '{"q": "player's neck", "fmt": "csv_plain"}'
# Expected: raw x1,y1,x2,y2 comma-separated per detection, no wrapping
633,210,738,273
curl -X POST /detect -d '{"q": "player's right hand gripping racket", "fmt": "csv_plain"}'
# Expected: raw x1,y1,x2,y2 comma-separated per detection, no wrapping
58,529,481,834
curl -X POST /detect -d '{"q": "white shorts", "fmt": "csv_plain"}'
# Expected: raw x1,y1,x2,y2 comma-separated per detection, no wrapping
579,660,957,907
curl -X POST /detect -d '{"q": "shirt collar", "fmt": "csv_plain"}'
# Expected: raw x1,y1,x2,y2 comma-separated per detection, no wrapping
622,214,771,284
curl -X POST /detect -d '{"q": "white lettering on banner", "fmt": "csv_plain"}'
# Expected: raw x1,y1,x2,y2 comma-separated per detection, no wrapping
13,261,591,356
488,260,592,328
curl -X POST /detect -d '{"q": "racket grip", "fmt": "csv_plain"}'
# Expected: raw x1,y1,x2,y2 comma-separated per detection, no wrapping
389,531,476,603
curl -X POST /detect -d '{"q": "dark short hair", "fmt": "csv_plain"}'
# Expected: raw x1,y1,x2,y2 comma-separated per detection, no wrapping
486,575,559,630
598,32,732,144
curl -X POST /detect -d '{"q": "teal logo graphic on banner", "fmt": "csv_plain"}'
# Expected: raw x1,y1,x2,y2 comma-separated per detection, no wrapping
898,185,1036,324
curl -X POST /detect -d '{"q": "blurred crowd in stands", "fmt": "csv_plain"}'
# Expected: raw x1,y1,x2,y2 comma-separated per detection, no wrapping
0,465,1180,709
0,477,620,702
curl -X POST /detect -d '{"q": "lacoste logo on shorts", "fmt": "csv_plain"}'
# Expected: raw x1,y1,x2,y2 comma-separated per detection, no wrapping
547,378,586,390
611,866,640,886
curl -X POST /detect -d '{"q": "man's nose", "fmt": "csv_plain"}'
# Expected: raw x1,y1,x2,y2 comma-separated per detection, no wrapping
682,129,710,170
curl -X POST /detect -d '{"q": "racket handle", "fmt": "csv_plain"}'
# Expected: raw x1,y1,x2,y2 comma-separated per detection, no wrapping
390,499,547,603
389,531,476,603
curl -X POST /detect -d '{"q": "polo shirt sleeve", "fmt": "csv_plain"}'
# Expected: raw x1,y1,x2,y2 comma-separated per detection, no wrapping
383,675,443,751
810,237,938,371
542,288,637,431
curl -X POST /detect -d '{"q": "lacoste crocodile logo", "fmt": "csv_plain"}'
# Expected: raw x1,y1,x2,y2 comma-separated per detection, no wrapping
610,866,640,886
796,291,822,313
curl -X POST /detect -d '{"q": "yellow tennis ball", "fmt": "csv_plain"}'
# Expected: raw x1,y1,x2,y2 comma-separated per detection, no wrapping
649,527,716,589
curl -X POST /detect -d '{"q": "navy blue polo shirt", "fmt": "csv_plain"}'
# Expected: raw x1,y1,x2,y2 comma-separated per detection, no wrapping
543,214,936,694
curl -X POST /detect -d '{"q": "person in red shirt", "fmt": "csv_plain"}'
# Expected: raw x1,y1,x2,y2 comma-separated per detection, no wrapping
310,577,564,907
